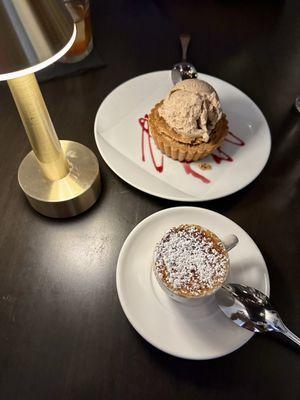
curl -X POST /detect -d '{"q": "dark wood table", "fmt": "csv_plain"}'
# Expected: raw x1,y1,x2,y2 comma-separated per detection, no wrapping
0,1,299,398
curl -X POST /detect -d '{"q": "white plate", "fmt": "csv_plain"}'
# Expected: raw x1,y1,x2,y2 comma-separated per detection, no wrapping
94,71,271,201
116,207,270,360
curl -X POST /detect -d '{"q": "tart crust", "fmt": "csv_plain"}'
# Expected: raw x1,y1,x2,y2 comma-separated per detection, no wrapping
148,101,229,162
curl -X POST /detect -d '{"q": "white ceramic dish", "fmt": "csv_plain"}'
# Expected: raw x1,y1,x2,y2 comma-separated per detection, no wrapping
95,71,271,201
116,207,270,360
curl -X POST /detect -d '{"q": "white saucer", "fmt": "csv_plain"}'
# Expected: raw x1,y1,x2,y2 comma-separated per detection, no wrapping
116,207,270,360
95,71,271,201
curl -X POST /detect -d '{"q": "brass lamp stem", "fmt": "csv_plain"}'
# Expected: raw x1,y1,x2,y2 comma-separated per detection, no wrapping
8,73,69,181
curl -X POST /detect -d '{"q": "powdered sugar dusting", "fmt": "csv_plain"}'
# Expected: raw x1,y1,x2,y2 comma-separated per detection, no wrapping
154,224,229,296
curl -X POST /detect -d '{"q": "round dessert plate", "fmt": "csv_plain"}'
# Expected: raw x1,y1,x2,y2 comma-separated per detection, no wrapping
94,71,271,201
116,207,270,360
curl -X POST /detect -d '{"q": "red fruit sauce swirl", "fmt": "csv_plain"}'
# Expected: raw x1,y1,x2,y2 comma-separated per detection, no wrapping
139,115,245,184
139,115,163,173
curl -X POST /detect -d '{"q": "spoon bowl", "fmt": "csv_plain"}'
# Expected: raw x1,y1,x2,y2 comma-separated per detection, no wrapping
172,62,197,84
216,283,300,346
171,34,198,85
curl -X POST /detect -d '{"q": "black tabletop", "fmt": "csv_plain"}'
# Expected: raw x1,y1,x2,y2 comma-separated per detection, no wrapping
0,1,299,399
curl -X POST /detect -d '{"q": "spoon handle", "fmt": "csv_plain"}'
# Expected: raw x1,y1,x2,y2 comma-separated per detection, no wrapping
180,34,191,62
278,323,300,347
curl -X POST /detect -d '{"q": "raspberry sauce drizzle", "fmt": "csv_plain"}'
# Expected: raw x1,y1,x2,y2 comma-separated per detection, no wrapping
211,147,233,164
183,163,210,183
139,115,245,184
139,115,164,173
224,131,245,146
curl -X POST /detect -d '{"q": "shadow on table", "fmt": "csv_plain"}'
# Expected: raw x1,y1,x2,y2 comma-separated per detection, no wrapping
132,320,299,391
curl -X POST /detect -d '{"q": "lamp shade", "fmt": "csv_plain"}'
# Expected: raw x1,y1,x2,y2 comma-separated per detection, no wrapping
0,0,76,81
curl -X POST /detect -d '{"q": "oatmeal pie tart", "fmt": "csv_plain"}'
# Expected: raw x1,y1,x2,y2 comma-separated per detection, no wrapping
148,79,229,162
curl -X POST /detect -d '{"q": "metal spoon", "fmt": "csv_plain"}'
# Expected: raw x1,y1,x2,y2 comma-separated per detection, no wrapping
171,34,198,85
215,283,300,347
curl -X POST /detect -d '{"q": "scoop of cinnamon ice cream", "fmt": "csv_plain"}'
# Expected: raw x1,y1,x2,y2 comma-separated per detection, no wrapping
158,79,223,142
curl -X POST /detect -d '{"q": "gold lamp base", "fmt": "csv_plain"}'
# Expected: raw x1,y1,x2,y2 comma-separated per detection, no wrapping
18,140,100,218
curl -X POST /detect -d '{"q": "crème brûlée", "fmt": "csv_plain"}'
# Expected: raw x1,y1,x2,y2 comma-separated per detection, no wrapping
148,79,229,162
153,224,230,299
